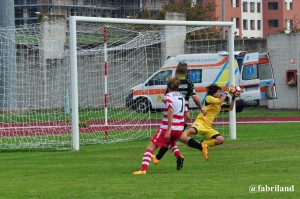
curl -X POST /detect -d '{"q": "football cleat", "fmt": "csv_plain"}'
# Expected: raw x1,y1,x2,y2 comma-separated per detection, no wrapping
132,170,146,175
176,155,184,170
201,143,209,161
151,155,160,165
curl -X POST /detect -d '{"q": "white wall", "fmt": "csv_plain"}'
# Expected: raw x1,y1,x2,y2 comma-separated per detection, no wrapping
267,33,300,110
163,12,186,59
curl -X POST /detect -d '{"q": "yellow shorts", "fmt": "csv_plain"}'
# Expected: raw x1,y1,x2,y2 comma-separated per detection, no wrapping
191,121,220,140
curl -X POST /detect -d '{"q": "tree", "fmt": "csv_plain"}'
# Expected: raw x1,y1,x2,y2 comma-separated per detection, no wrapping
156,0,216,21
142,8,151,19
290,15,300,33
186,2,216,21
154,0,219,39
278,15,300,34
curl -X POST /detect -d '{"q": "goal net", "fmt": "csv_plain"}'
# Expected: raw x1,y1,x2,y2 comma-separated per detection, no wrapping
0,16,235,151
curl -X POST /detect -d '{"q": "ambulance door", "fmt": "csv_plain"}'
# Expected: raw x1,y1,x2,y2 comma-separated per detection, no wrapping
144,69,174,109
239,52,277,102
257,53,277,99
239,52,261,101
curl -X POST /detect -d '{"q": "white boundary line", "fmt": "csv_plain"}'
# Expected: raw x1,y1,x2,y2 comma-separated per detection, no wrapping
0,120,299,130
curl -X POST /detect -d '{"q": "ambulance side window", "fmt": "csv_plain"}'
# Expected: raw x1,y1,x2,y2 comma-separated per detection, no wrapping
258,64,273,80
242,64,258,80
146,70,172,86
186,69,202,83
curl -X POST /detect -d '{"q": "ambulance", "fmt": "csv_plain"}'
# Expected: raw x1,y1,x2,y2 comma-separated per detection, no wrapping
125,51,277,112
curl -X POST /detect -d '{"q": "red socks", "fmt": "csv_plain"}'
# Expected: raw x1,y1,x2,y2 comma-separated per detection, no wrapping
141,149,153,171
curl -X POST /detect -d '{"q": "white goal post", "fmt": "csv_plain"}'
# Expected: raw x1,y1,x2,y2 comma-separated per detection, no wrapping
69,16,236,151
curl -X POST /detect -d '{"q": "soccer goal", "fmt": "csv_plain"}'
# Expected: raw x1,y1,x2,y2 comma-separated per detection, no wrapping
0,15,236,151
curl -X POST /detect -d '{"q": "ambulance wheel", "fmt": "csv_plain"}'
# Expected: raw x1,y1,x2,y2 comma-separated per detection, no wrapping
135,98,151,113
235,106,244,113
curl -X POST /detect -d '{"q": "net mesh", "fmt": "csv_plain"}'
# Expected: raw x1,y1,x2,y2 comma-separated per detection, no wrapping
0,18,229,150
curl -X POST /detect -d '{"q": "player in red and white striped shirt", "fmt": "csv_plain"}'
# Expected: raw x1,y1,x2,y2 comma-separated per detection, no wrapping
159,91,188,134
133,77,208,175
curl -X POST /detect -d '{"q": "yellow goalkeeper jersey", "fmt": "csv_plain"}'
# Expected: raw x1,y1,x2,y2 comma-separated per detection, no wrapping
195,95,221,127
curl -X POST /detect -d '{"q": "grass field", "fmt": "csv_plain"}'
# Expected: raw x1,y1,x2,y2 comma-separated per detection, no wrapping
0,122,299,199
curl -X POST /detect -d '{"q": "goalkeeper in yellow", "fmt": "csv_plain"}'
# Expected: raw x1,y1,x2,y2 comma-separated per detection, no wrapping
184,84,236,149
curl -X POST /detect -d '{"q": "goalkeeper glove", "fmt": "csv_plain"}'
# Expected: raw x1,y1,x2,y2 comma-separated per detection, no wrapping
227,85,235,94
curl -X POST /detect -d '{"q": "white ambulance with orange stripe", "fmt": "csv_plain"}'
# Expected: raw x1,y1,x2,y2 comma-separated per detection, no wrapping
126,51,277,112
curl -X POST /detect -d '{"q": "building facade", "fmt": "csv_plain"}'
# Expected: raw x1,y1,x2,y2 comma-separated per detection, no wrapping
202,0,300,38
14,0,143,26
241,0,263,38
263,0,300,38
14,0,300,38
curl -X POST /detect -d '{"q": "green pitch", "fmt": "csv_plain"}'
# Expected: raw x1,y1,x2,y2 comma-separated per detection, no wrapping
0,123,299,199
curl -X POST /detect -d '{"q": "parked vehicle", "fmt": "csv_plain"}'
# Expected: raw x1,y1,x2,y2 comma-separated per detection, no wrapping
126,51,277,113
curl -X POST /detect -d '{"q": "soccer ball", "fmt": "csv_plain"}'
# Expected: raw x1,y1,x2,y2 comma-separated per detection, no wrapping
228,85,243,97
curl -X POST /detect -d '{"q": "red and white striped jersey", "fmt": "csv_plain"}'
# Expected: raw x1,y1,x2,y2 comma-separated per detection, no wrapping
160,92,188,131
